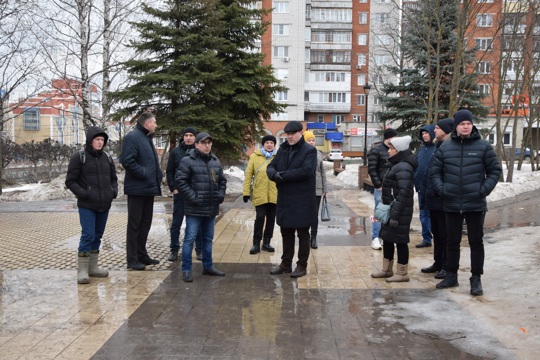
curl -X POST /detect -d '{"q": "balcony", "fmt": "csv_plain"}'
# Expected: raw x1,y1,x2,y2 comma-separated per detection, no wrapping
305,103,351,113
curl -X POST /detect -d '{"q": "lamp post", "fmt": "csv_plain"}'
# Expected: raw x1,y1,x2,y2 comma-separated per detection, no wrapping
363,84,371,166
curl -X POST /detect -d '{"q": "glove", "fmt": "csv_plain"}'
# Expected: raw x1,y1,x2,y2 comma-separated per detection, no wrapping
243,196,249,203
389,219,399,228
273,172,284,183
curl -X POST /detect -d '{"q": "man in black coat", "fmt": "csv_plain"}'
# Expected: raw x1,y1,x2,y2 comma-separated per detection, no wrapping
165,127,202,262
66,126,117,284
121,112,163,271
176,132,227,282
431,109,501,296
266,121,317,278
367,128,397,250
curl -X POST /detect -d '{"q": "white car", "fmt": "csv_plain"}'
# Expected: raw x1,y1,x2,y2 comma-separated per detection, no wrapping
327,149,343,161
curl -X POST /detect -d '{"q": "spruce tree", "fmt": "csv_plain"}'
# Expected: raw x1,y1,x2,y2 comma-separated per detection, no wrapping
111,0,286,160
377,0,488,132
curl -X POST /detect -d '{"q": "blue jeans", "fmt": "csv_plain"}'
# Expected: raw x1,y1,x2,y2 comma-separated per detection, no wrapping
418,192,432,244
170,194,202,253
78,207,109,253
372,189,382,239
182,215,215,272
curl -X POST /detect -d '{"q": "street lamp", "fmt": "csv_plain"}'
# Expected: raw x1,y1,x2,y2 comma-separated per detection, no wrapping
363,84,371,166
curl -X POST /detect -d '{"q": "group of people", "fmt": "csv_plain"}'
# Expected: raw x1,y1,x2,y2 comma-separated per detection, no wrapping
368,109,501,296
66,111,500,296
66,112,227,284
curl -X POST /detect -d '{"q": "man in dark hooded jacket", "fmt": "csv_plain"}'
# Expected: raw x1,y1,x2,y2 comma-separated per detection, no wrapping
431,109,501,296
413,124,436,248
121,112,163,271
66,126,117,284
266,121,317,278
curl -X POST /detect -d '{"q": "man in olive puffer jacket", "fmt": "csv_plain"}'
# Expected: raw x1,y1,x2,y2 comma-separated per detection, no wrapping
431,109,501,296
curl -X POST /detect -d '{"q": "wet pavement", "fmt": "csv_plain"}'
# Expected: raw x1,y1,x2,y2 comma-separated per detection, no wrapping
0,185,538,359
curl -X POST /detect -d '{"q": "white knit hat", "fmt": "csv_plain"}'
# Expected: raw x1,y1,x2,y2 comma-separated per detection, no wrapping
390,135,412,152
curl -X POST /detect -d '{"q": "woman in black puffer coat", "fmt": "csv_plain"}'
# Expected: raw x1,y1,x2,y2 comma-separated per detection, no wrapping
372,135,418,282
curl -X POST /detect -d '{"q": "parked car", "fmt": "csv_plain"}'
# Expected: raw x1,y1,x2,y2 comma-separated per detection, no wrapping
515,147,538,160
327,149,343,161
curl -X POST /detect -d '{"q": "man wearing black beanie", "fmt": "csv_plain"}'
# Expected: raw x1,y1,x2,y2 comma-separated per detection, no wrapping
165,127,202,262
431,110,501,296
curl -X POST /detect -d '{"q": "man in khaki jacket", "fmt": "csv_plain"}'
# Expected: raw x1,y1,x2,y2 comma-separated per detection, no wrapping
243,135,278,254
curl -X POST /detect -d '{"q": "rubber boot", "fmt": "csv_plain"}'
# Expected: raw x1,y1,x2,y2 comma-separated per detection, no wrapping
249,240,261,254
89,250,109,277
371,258,394,278
261,239,275,252
77,252,90,284
386,263,409,282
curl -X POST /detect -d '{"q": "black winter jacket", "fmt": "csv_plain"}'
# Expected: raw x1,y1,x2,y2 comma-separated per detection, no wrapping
413,124,436,194
431,127,501,213
120,123,163,196
380,149,418,244
266,137,317,228
166,142,195,191
424,140,444,211
368,142,391,189
176,149,227,217
65,126,118,212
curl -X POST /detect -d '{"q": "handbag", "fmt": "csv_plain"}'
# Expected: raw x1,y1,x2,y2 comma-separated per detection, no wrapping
320,194,330,222
374,202,392,224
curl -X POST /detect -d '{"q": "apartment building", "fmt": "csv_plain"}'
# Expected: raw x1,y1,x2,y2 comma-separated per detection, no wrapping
260,0,538,154
6,79,99,146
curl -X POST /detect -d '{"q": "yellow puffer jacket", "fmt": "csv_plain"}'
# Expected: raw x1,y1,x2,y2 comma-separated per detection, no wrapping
243,150,277,207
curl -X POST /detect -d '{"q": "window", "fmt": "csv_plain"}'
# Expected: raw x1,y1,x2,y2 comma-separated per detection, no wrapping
477,61,491,74
374,96,382,105
273,24,289,35
304,91,309,101
359,12,368,24
374,13,389,24
374,35,392,46
376,0,390,3
319,93,347,103
357,74,366,86
477,14,493,27
475,38,493,51
273,1,289,13
478,0,494,3
273,46,289,58
353,114,361,122
315,72,346,82
274,91,288,101
359,0,367,3
358,54,367,66
274,69,289,80
305,4,311,19
374,54,390,66
23,108,40,130
333,115,344,124
374,75,386,85
356,94,366,106
358,34,367,45
312,9,352,22
332,51,351,63
477,84,490,95
317,115,324,122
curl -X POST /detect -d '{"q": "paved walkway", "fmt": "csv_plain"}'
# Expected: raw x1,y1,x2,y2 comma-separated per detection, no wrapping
0,188,535,359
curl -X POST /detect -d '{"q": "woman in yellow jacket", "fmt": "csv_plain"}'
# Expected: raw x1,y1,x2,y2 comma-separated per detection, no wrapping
243,135,278,254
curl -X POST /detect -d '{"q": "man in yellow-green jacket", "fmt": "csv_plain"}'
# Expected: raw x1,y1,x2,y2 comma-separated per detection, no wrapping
243,135,278,254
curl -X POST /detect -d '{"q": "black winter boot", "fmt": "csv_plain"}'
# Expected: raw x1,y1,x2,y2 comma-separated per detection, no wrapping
470,275,483,296
249,240,261,254
261,239,275,252
436,272,459,289
168,250,179,262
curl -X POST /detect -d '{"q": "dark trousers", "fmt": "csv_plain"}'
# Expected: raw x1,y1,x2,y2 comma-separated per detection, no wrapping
430,210,447,270
280,227,310,268
253,203,276,241
309,196,322,238
126,195,154,265
383,241,409,265
445,211,485,275
170,194,202,252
